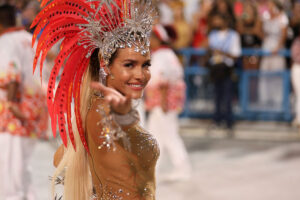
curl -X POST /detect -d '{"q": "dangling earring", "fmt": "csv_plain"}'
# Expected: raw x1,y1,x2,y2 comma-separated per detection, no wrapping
110,74,115,80
99,60,108,85
99,67,107,84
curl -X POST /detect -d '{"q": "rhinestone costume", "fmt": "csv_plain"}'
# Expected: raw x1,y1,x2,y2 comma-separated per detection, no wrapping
87,96,160,200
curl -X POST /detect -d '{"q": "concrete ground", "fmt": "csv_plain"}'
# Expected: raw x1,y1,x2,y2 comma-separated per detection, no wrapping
2,120,300,200
156,120,300,200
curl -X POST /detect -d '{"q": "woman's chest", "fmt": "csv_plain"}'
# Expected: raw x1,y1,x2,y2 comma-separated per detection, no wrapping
126,125,160,169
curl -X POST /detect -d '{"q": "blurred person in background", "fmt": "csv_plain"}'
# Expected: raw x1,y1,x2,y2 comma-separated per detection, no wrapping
208,0,236,32
291,26,300,131
0,4,47,200
191,0,213,66
145,24,191,181
192,0,213,48
170,0,192,50
236,1,263,104
290,1,300,42
257,0,270,19
237,1,263,70
259,0,288,108
21,1,39,33
207,13,241,135
157,0,174,25
0,0,30,26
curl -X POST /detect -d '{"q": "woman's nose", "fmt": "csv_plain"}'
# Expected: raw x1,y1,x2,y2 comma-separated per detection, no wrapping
133,66,144,80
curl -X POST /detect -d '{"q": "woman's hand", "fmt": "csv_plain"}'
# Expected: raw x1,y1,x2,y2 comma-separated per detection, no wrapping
90,82,131,115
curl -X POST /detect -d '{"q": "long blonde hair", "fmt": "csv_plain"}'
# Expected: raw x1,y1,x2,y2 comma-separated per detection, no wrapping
51,64,94,200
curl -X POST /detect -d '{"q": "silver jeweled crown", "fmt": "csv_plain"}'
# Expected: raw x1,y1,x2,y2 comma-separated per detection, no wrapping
78,0,156,64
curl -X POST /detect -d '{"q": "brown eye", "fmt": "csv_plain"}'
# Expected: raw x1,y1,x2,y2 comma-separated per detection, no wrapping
124,63,133,68
143,62,151,68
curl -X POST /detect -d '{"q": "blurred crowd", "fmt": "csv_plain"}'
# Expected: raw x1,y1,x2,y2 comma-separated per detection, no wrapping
155,0,300,126
155,0,300,67
151,1,289,76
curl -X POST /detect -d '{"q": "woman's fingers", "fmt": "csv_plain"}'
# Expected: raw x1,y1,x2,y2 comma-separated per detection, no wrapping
104,95,118,104
91,81,131,114
91,82,123,98
104,93,127,107
91,82,110,95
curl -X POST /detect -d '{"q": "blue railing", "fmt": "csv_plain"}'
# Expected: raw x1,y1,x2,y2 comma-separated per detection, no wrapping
178,48,293,121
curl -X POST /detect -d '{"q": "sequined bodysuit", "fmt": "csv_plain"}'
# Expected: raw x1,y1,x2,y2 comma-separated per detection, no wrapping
86,97,160,200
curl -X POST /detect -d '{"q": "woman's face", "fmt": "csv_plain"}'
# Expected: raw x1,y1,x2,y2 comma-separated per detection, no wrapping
268,1,279,15
201,0,213,14
243,4,255,23
106,47,151,99
212,15,227,30
173,6,184,20
294,3,300,15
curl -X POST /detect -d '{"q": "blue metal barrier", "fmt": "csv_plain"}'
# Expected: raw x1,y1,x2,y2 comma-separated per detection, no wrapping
178,48,293,121
182,66,210,118
239,70,292,121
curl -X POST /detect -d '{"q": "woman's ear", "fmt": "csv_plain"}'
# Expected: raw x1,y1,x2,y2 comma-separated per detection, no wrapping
98,53,110,74
100,61,110,75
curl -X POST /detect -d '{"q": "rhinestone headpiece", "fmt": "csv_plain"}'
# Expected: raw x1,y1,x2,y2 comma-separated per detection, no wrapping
31,0,156,152
81,0,155,64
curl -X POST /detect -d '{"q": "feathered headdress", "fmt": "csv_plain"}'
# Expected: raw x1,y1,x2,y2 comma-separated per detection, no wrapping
32,0,156,152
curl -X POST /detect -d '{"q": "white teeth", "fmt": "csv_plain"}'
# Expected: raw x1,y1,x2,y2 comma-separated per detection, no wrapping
128,84,143,88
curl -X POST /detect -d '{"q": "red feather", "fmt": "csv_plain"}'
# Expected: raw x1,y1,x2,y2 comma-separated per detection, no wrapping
32,0,133,152
32,0,92,46
57,46,85,149
73,56,90,153
67,82,76,150
45,37,79,140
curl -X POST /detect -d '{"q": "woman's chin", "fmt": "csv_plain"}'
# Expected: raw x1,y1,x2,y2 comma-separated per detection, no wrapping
126,90,143,99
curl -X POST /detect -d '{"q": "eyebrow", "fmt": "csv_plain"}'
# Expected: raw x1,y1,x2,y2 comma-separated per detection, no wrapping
123,59,137,62
123,59,151,63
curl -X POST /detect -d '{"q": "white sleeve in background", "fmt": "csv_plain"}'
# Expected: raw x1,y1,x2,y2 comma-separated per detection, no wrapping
279,13,289,28
149,51,166,85
150,49,184,84
164,51,184,81
229,31,242,58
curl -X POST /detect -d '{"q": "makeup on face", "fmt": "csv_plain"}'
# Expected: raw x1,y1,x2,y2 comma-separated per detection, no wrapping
107,47,151,99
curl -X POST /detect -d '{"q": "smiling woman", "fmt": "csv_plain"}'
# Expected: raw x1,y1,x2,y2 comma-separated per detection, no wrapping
31,0,159,200
79,46,158,200
106,48,151,100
